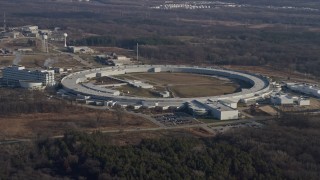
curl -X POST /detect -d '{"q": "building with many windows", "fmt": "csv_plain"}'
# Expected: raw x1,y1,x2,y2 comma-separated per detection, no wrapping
2,66,55,88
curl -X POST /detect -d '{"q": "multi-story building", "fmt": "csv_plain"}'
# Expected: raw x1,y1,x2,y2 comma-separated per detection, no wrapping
2,66,55,87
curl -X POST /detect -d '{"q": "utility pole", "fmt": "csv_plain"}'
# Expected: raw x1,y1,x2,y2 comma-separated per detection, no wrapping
136,43,139,61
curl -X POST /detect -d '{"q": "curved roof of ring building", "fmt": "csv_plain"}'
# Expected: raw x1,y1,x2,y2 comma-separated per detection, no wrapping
61,65,271,106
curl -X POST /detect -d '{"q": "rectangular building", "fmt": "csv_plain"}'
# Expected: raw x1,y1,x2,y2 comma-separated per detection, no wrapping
218,99,238,109
188,100,239,120
287,83,320,98
297,98,310,106
68,46,94,54
270,94,294,105
203,102,239,120
2,66,55,86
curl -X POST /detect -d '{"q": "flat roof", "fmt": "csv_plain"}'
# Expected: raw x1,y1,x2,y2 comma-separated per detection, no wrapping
205,102,236,111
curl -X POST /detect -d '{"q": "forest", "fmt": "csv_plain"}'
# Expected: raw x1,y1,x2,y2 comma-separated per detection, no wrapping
0,88,73,115
0,1,320,178
0,114,320,179
1,0,320,76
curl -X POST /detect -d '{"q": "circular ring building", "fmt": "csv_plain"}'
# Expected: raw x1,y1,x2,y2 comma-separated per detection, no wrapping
61,65,271,109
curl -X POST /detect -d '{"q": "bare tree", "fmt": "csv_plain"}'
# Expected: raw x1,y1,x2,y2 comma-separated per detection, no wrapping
95,111,104,129
114,106,125,128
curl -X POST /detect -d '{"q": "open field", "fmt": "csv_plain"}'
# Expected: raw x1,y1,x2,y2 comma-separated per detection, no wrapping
51,55,84,68
0,109,156,140
170,83,237,98
115,72,240,98
224,65,320,84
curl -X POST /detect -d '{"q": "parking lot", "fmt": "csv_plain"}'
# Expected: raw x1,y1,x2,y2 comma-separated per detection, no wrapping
153,112,196,126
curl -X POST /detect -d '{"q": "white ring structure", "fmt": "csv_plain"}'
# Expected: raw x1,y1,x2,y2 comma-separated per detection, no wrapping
61,65,271,107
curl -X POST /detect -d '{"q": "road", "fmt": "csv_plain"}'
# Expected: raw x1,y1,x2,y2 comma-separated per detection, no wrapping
1,37,274,144
51,43,93,68
0,115,272,145
1,95,273,145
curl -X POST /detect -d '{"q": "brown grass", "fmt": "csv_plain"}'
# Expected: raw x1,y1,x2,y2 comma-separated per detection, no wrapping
170,84,237,98
0,110,156,140
223,65,320,84
116,72,239,98
107,129,208,146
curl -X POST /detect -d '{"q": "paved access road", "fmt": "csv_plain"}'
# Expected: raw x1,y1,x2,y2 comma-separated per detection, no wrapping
0,114,271,145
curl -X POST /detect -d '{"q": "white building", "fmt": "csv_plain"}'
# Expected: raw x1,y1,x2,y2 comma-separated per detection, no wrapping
68,46,94,54
270,93,294,105
297,97,310,106
203,102,239,120
186,101,208,116
116,55,131,61
17,48,33,53
128,80,153,89
2,66,55,87
19,81,43,89
21,25,39,37
287,83,320,98
21,25,38,32
186,100,238,120
159,91,170,98
2,31,20,39
218,99,238,109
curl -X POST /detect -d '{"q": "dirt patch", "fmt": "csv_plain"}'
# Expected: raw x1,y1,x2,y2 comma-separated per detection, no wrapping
186,127,215,137
259,105,278,116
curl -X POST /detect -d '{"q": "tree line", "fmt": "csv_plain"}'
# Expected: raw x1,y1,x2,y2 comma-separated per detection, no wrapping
69,36,184,49
1,114,320,179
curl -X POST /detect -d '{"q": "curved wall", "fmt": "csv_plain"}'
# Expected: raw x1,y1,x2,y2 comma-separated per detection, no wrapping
61,65,270,106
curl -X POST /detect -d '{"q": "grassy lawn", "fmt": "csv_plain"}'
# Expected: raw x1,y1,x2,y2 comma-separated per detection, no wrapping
170,84,238,98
